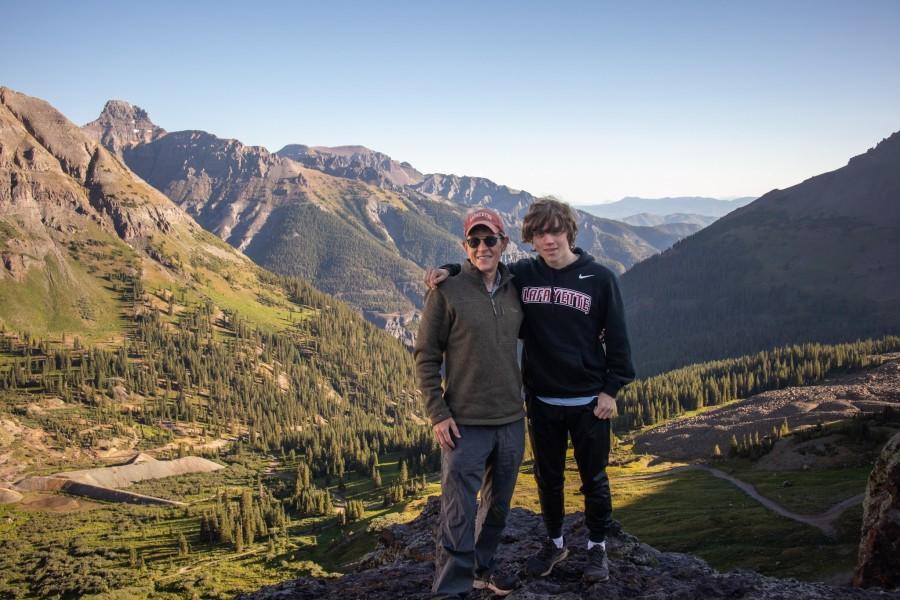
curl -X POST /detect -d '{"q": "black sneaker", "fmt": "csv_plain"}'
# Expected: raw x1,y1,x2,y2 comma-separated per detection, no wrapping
473,568,519,596
525,539,569,577
584,544,610,583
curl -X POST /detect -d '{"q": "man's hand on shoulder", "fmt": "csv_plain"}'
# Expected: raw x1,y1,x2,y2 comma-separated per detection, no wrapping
425,268,450,290
593,392,617,420
432,416,461,450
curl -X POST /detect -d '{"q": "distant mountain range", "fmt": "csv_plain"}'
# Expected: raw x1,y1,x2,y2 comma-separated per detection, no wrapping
580,196,755,220
621,213,718,228
621,133,900,375
83,101,705,337
4,87,897,386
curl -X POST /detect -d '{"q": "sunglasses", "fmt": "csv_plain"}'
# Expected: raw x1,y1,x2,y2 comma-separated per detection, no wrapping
465,235,502,248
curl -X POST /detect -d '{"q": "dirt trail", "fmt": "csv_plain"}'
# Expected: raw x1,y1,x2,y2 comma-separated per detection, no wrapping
693,465,863,537
613,465,863,538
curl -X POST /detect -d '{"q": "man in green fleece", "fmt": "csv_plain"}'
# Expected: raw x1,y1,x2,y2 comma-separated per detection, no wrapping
415,207,524,599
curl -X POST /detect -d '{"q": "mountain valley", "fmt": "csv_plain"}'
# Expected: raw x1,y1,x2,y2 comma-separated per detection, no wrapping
83,101,708,337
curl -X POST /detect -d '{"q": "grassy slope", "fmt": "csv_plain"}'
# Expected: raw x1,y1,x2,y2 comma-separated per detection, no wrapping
611,469,859,580
0,228,130,344
509,447,865,581
734,466,871,514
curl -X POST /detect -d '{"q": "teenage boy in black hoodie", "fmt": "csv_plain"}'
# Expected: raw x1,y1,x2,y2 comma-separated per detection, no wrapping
427,198,635,584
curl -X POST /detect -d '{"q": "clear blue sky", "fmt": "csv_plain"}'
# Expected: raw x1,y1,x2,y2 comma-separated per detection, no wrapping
3,1,899,204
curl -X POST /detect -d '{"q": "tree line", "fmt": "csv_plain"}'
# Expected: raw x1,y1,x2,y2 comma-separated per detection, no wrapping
615,336,900,430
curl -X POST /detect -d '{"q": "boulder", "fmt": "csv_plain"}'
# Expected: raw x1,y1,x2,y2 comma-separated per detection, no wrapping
854,432,900,590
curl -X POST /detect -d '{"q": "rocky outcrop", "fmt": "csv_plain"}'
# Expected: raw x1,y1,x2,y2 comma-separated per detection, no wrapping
413,173,534,216
242,497,896,600
120,130,301,249
854,432,900,590
277,144,424,189
82,100,166,156
0,86,186,249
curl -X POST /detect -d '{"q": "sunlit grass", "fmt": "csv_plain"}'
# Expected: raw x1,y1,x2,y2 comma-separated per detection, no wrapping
509,447,863,581
729,466,871,514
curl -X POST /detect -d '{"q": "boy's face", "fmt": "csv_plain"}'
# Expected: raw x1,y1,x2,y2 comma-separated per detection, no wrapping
531,228,569,264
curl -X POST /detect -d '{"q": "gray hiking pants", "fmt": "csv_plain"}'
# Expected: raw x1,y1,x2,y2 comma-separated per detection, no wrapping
432,419,525,599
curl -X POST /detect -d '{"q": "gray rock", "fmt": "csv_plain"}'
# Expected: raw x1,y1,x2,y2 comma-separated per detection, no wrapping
242,496,899,599
854,432,900,590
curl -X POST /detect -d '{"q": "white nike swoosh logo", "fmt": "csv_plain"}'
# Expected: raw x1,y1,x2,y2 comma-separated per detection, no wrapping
578,274,595,279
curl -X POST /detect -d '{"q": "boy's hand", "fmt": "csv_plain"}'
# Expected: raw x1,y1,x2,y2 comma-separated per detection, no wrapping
593,392,617,420
425,268,449,290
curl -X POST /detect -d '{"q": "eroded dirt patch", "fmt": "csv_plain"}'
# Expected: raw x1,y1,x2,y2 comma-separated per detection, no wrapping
16,492,100,512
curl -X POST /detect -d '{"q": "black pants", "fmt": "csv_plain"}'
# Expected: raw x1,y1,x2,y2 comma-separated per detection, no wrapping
526,394,612,542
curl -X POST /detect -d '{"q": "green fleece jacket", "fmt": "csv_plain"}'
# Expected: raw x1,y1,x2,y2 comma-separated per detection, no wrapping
415,261,524,426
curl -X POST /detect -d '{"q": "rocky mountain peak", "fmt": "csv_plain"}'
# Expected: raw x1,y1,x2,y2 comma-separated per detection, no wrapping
83,99,166,156
1,87,195,269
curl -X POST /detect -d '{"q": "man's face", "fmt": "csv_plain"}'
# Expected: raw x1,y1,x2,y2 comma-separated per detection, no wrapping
531,228,569,264
463,225,507,274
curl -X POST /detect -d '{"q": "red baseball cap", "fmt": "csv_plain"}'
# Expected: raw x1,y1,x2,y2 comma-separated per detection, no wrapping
464,208,505,236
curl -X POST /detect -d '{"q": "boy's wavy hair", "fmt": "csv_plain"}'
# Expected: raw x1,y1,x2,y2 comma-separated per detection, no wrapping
521,198,578,247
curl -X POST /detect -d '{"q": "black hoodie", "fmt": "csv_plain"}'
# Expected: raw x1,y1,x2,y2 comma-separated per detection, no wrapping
446,249,635,398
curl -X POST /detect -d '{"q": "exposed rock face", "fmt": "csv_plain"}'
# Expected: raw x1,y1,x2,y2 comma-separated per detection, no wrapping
242,497,896,600
854,432,900,590
0,86,185,284
122,130,302,249
82,110,458,330
413,174,535,215
0,86,256,336
118,130,441,322
277,144,424,189
83,100,166,156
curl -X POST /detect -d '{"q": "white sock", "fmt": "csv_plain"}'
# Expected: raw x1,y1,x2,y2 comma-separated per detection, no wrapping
551,536,564,549
587,540,606,551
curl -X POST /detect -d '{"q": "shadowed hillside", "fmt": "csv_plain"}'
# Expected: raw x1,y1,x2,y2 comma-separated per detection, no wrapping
622,133,900,375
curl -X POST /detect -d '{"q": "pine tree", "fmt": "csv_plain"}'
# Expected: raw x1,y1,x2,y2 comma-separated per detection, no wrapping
779,418,790,437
